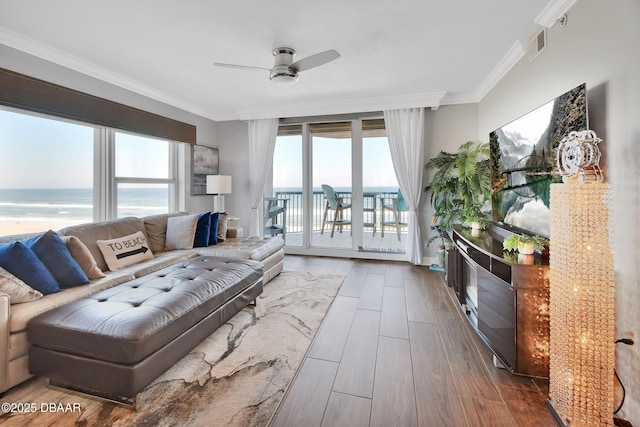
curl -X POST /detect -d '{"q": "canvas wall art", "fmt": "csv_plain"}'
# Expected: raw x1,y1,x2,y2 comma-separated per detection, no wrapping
192,145,219,196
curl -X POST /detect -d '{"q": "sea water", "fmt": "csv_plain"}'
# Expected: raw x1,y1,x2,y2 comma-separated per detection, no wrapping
273,186,399,233
0,188,168,224
0,186,398,232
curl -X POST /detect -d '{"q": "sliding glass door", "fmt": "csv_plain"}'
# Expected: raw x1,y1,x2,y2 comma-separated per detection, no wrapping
272,117,406,258
272,125,303,247
311,122,352,248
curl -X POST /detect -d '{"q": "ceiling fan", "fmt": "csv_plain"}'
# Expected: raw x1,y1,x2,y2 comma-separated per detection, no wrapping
214,47,340,84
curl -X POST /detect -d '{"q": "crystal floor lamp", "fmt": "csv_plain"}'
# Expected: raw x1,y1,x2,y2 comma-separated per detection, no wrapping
549,130,615,426
206,175,232,213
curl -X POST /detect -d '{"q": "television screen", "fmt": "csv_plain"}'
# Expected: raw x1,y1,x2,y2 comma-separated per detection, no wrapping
489,83,587,238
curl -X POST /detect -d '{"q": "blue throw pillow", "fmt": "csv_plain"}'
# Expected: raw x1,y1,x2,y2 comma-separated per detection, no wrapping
0,241,60,295
23,230,89,288
193,212,211,248
209,212,219,245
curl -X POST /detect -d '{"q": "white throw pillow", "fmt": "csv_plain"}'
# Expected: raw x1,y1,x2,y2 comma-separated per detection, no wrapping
97,231,154,271
165,214,199,250
0,266,43,304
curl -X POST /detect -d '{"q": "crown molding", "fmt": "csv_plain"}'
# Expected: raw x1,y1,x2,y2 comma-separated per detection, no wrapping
0,26,213,120
230,91,448,121
536,0,579,28
440,92,479,106
0,19,537,122
440,39,527,107
0,27,449,122
472,40,526,103
0,26,449,122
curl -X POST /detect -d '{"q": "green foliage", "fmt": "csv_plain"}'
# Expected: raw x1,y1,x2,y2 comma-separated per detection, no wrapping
461,203,490,228
425,226,453,250
502,234,549,253
489,132,502,186
502,235,521,252
424,141,491,242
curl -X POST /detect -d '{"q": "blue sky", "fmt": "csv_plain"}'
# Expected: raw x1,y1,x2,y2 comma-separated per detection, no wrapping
0,109,93,188
273,135,399,190
0,109,169,188
2,108,398,191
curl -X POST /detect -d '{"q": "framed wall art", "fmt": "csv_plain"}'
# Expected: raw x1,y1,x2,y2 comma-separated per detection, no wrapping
191,145,219,195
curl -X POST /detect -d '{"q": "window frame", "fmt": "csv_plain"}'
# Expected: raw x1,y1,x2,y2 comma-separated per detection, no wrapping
110,129,179,220
0,106,183,225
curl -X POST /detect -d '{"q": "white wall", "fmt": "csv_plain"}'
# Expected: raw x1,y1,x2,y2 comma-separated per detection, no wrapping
0,44,220,215
479,0,640,423
216,120,251,231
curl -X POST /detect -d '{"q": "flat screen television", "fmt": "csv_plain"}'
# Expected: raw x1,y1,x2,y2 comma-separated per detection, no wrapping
489,83,587,238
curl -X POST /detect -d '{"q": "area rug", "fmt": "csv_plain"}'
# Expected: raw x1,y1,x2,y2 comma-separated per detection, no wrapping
0,271,344,427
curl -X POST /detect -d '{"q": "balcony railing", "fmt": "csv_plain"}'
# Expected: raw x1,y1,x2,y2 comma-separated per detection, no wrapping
271,190,405,234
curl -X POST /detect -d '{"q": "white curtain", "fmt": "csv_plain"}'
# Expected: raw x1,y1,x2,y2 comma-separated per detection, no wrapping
248,118,279,237
383,108,425,264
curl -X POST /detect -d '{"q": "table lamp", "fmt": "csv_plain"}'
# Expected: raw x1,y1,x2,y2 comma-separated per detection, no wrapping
206,175,232,213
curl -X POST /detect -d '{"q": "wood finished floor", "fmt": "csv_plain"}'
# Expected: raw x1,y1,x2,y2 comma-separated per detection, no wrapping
270,255,556,427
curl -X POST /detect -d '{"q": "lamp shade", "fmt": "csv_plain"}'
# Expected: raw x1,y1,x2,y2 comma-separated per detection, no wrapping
206,175,232,194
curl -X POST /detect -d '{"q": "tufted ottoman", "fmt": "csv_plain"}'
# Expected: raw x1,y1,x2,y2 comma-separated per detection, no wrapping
27,256,262,404
197,236,284,283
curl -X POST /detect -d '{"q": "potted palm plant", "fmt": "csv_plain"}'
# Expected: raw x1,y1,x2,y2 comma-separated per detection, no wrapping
425,141,491,273
425,225,453,268
461,203,490,231
425,141,491,237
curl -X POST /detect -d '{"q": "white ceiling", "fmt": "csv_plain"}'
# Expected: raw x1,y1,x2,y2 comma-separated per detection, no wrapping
0,0,572,121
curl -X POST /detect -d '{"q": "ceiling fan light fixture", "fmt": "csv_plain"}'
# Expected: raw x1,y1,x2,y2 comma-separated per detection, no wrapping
215,46,338,84
269,68,299,84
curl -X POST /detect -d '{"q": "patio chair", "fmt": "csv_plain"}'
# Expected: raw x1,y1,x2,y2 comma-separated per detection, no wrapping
264,197,287,242
321,184,351,238
381,189,408,241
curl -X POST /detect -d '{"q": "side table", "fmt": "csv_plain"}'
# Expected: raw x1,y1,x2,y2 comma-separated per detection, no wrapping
226,216,244,238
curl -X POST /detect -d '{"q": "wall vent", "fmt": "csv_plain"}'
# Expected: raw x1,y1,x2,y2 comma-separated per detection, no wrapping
528,28,547,61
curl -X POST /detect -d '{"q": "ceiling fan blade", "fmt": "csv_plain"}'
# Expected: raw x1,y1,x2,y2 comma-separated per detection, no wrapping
214,62,271,72
290,49,340,72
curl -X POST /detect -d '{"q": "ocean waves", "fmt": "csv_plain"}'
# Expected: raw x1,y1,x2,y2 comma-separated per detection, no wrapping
0,188,168,225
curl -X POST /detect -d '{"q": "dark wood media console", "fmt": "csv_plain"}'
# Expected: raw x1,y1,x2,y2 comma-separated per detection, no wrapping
450,224,550,378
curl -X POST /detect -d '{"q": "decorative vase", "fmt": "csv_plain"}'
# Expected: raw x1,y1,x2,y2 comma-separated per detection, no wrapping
518,242,535,255
517,253,535,265
471,221,481,230
437,246,445,268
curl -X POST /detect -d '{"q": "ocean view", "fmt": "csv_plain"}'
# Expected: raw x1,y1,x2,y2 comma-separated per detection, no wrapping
1,187,397,220
0,188,168,234
273,186,400,233
0,186,400,236
274,186,399,194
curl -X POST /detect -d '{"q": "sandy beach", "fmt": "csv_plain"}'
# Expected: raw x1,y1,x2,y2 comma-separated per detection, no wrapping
0,221,76,237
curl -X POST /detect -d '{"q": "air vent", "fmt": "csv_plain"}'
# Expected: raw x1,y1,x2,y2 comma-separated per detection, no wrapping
528,28,547,61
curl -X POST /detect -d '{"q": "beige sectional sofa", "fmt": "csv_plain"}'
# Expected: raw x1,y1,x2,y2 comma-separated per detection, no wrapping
0,213,284,396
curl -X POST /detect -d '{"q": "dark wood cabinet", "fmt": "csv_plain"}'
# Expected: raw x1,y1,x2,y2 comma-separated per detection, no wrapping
452,224,550,378
445,247,462,302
